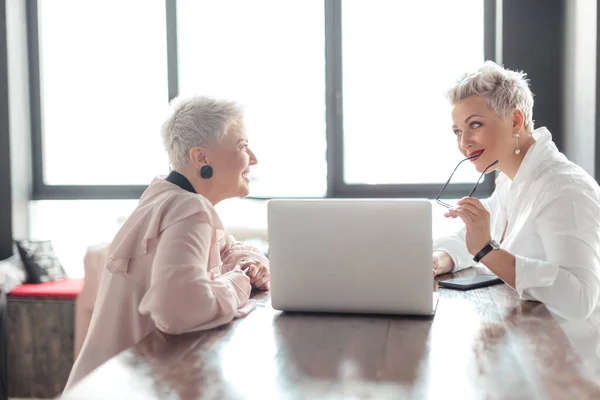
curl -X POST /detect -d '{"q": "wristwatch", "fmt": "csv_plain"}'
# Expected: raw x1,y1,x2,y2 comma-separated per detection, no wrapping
473,239,500,263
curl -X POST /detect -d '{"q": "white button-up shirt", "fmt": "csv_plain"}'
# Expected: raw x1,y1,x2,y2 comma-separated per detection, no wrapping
434,127,600,321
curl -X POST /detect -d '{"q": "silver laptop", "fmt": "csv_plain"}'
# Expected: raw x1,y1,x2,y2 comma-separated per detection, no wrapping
267,199,438,316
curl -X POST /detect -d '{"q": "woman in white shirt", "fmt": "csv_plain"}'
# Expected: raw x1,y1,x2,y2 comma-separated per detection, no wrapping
433,61,600,321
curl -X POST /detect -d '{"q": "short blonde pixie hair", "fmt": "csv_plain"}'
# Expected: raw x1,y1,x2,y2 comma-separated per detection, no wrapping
446,61,535,133
161,96,244,170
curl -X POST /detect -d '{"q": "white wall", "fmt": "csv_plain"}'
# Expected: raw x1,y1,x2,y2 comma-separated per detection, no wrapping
6,0,31,240
563,0,597,176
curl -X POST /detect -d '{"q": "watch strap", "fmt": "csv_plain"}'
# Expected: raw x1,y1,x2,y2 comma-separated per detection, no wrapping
473,243,494,263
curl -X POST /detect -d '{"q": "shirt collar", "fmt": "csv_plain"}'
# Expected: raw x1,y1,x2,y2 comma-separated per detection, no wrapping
164,171,197,194
499,126,556,186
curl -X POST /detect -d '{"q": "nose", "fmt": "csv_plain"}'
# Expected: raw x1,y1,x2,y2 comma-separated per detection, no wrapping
248,148,258,165
460,131,474,152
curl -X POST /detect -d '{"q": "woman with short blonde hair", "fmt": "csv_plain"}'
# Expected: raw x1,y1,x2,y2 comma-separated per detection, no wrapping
434,61,600,322
65,95,269,391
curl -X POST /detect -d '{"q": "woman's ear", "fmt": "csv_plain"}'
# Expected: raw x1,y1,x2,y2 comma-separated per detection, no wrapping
512,109,525,132
189,147,209,170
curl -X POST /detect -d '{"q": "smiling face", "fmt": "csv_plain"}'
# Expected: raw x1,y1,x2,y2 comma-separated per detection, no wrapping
204,120,258,199
451,96,518,173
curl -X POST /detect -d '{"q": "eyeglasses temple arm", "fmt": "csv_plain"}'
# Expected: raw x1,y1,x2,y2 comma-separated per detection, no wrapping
468,160,499,197
435,156,471,202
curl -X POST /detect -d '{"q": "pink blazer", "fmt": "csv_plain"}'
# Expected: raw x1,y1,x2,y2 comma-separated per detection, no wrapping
63,177,269,392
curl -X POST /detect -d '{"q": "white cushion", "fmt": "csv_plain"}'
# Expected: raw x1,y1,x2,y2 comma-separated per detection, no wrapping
0,254,27,292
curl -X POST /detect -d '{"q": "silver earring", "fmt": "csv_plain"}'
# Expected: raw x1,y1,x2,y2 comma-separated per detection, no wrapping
513,130,520,155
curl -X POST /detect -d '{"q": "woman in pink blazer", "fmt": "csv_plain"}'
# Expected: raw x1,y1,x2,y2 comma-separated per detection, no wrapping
64,96,270,391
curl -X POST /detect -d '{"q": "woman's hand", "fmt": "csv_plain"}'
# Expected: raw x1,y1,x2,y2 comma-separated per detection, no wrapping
433,251,454,276
444,197,492,256
238,258,270,290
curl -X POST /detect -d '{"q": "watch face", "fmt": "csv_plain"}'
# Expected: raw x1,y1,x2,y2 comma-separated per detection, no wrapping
490,240,500,249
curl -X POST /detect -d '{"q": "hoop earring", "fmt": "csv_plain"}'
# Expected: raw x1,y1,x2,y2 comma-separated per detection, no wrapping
200,165,213,179
513,131,521,155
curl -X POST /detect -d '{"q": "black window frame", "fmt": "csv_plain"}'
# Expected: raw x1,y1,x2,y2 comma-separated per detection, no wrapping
26,0,497,201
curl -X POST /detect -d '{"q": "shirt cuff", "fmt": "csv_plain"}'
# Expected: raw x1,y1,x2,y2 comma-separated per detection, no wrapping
515,254,560,297
219,270,251,309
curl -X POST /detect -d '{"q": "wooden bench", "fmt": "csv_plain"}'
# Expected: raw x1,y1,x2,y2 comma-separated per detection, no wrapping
7,278,83,398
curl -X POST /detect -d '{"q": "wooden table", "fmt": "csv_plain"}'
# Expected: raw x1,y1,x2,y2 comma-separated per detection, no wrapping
63,269,600,400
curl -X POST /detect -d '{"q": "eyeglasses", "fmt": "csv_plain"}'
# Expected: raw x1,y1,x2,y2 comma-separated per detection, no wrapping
435,156,498,209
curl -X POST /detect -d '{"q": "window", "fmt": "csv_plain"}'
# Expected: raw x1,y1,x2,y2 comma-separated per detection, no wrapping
342,0,485,186
28,0,495,200
177,0,327,197
36,0,169,187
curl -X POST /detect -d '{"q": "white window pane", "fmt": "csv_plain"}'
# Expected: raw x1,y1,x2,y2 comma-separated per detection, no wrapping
39,0,169,185
342,0,485,185
177,0,327,197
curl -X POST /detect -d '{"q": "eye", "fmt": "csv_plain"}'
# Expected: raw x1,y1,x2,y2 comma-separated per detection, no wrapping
453,129,462,136
470,122,482,129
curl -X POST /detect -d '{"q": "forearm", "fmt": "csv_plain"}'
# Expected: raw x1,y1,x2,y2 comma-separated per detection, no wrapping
140,266,250,335
482,249,599,320
142,218,252,335
514,255,599,321
433,232,474,273
216,269,252,305
480,249,516,288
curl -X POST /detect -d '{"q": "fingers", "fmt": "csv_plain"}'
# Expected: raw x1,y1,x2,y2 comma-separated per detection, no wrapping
444,208,474,224
244,263,271,290
253,268,270,290
444,198,487,222
239,260,260,277
457,197,487,213
246,264,259,279
238,260,253,271
254,274,270,290
445,206,476,220
455,203,479,219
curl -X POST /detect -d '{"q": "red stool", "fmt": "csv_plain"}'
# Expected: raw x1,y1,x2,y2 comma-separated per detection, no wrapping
8,278,83,299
